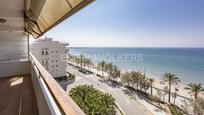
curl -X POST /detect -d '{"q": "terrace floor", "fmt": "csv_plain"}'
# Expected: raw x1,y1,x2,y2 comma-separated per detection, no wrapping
0,75,38,115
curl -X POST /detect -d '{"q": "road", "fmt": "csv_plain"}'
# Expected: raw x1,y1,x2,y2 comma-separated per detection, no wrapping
65,65,152,115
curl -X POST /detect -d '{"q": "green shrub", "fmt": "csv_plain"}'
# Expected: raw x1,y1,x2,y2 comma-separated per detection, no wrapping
148,95,162,103
67,73,75,80
169,104,183,115
69,85,117,115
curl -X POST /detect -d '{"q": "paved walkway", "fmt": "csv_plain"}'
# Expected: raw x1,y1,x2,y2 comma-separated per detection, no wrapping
66,65,153,115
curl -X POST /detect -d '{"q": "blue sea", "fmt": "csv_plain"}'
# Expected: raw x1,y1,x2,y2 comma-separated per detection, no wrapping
69,47,204,85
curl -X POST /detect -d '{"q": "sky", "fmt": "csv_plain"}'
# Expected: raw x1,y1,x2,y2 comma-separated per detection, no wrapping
43,0,204,47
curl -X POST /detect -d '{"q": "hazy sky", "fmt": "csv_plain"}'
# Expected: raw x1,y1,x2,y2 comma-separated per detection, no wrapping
43,0,204,47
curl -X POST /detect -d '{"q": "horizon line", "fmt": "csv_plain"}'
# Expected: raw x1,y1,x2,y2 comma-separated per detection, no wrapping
68,46,204,48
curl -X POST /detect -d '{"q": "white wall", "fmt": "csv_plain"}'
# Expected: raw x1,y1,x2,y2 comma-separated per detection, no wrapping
0,60,31,77
0,32,28,61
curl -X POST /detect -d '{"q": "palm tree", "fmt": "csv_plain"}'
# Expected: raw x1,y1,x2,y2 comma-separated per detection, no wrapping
138,74,146,91
97,61,106,77
162,73,180,103
83,58,88,70
130,71,137,87
135,71,143,90
86,58,92,71
172,92,177,105
149,78,154,95
68,55,72,62
111,65,121,82
82,58,86,69
143,78,151,93
184,83,204,100
73,56,77,66
75,57,80,67
121,71,132,86
105,63,113,81
80,54,84,70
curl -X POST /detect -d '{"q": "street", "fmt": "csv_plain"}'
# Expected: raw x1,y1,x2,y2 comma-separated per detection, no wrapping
65,65,152,115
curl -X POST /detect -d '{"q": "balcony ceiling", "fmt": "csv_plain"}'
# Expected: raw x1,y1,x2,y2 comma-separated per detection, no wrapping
0,0,24,32
0,0,94,39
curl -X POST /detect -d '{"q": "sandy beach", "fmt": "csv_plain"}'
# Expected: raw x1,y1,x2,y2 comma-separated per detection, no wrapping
70,61,204,99
68,61,203,114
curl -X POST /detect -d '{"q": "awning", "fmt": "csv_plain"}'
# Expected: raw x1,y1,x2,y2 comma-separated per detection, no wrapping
25,0,94,38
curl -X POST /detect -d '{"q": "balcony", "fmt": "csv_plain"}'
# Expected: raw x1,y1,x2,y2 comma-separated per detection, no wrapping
0,75,38,115
0,53,85,115
0,0,95,114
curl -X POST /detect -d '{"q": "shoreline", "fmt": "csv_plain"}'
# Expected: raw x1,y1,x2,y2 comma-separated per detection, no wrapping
94,62,203,90
68,61,204,100
68,48,204,86
68,61,204,114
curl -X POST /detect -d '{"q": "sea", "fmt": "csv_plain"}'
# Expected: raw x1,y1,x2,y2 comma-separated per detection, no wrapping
68,47,204,85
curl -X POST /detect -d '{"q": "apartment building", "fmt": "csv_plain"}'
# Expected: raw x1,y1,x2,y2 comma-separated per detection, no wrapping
31,37,67,79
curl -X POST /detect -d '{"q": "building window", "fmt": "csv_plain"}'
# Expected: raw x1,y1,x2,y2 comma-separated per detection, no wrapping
42,51,44,55
56,65,58,67
46,66,49,70
42,60,44,64
52,60,54,63
52,65,54,68
56,60,58,62
46,51,48,55
56,51,58,53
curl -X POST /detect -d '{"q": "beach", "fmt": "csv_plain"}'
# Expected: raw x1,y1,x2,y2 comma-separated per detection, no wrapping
68,47,204,114
68,62,198,115
69,47,204,85
91,63,203,99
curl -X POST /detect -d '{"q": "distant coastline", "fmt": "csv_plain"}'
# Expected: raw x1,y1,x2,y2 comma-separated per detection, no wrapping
68,46,204,49
68,47,204,85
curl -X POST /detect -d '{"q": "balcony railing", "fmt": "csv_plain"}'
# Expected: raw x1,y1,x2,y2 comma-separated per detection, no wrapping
30,53,85,115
